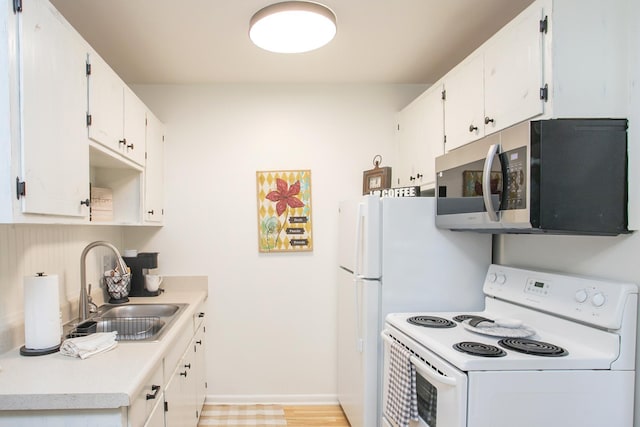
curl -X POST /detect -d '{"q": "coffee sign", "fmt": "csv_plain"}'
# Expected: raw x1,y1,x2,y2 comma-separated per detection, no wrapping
369,186,420,198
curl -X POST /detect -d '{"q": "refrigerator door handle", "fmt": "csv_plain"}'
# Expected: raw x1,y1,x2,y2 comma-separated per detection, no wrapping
353,201,365,353
353,201,365,278
354,278,363,352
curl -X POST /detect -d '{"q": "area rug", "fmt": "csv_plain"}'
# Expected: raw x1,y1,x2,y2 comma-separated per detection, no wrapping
199,404,287,426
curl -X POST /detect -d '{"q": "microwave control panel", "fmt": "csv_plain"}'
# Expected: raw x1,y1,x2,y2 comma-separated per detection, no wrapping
500,146,527,210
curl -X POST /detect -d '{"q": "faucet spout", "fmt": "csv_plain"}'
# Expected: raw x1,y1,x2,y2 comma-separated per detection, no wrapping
79,241,129,322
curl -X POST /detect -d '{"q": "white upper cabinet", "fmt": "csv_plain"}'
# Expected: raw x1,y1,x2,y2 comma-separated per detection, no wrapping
15,0,89,219
483,3,544,134
443,54,485,151
442,0,628,152
144,112,165,223
444,2,544,151
87,52,146,167
123,87,148,166
396,84,444,189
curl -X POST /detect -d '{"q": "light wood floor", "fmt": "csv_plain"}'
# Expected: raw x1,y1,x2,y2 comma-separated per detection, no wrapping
199,404,350,426
283,405,350,426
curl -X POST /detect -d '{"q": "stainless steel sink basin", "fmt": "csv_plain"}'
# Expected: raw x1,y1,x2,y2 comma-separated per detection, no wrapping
67,303,187,342
97,303,181,318
93,317,166,341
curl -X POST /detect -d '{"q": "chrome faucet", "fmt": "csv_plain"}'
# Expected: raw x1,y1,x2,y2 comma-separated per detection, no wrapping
79,241,129,322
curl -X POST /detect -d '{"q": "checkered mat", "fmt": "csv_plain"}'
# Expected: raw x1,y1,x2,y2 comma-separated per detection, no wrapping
199,404,287,426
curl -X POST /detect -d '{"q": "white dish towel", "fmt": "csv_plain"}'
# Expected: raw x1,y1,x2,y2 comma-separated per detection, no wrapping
60,332,118,359
385,340,419,427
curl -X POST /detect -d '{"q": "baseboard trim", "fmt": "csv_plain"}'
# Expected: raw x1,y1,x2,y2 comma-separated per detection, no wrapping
205,394,339,405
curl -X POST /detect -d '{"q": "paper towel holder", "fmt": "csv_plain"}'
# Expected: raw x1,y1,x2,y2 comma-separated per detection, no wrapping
20,272,62,357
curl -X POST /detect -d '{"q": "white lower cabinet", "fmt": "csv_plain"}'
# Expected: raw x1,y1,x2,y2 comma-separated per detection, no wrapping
164,321,206,427
128,360,164,427
165,345,196,426
144,397,165,427
193,325,207,416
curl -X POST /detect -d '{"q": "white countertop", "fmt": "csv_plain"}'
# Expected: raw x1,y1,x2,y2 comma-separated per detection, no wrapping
0,280,207,411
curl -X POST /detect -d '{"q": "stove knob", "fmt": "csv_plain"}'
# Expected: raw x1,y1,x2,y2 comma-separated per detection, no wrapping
575,289,588,303
488,273,497,283
591,292,606,307
496,274,507,284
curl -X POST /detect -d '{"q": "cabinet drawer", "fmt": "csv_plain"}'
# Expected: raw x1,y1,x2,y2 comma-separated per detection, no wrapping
164,319,193,384
193,300,206,331
128,360,163,426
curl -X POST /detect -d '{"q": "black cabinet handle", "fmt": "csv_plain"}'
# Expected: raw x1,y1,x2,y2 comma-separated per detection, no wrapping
484,117,494,125
180,371,188,377
148,210,154,215
126,143,134,150
416,173,423,179
198,312,205,318
196,340,202,345
80,198,90,206
146,384,160,400
469,124,478,132
119,138,126,146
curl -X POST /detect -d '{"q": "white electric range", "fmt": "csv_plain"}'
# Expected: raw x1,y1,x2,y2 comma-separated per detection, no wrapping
381,264,638,427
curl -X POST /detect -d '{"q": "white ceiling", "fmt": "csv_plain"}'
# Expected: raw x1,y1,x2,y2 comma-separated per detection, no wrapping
49,0,535,85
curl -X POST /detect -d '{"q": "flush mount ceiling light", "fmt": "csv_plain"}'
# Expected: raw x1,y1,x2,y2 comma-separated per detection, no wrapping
249,1,337,53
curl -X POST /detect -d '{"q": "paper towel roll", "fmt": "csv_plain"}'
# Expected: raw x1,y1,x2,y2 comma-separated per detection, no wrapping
24,273,61,350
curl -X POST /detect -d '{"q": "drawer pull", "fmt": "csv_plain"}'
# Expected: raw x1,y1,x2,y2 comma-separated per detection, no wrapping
146,384,160,400
184,363,191,369
198,312,205,318
180,371,188,377
196,340,202,345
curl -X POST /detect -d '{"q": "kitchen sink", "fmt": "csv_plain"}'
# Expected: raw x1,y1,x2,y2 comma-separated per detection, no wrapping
96,303,182,318
67,303,187,342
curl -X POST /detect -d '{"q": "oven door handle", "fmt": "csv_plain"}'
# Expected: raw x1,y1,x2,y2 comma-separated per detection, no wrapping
482,143,500,222
381,332,457,387
409,355,457,387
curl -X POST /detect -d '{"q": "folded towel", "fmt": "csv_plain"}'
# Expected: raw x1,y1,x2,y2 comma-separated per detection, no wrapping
384,340,418,427
60,332,118,359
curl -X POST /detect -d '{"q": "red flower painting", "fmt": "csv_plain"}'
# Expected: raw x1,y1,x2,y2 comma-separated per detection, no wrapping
265,178,305,216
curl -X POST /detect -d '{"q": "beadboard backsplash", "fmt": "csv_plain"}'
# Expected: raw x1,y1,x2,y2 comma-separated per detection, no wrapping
0,224,124,353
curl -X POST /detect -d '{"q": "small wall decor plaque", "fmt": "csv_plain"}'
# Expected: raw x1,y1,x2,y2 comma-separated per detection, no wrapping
363,155,392,195
256,170,313,253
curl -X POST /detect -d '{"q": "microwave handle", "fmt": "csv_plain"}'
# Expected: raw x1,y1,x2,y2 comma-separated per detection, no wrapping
482,143,500,222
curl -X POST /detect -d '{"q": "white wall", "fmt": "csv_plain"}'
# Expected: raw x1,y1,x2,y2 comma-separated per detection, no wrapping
0,224,124,353
124,83,425,403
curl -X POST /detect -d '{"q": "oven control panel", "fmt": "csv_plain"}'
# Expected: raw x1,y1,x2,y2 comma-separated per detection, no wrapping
525,279,551,296
483,264,638,330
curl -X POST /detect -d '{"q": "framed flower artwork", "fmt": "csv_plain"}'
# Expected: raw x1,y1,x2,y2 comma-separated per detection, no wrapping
256,170,313,252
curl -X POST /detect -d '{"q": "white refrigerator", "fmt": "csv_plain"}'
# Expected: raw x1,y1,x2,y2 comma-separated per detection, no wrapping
337,195,491,427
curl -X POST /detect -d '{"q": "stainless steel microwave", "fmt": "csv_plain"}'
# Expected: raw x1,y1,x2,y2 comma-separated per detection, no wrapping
435,119,628,235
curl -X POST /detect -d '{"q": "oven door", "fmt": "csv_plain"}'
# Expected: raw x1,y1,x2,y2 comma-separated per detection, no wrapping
381,329,468,427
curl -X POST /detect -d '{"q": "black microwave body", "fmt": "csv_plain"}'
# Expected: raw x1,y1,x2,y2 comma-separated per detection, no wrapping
435,119,628,235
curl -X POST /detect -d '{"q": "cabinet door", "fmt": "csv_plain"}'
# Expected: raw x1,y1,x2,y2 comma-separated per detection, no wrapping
484,4,544,134
19,0,89,217
144,113,164,223
123,87,147,166
193,325,207,417
165,350,197,427
143,397,165,427
443,53,484,151
87,51,124,153
396,85,444,188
